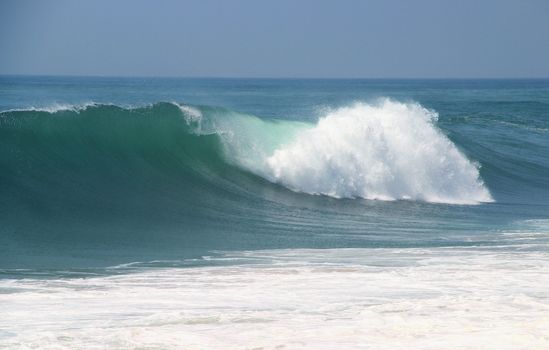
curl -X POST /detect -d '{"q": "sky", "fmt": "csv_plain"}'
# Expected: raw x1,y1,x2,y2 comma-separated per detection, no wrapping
1,0,548,78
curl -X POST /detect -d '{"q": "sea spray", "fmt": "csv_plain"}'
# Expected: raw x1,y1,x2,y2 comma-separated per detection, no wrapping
187,99,494,204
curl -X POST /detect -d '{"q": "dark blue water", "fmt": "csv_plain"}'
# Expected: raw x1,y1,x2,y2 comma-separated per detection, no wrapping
1,76,548,275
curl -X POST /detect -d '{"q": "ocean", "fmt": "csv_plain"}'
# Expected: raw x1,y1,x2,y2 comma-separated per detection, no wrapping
1,76,548,349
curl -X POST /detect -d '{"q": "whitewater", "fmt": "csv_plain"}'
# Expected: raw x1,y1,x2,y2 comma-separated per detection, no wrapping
2,247,549,350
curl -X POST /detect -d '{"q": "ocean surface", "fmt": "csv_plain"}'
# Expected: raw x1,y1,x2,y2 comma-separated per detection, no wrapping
1,76,548,349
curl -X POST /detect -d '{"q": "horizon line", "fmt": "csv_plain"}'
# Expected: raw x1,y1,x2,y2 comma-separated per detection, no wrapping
1,73,549,80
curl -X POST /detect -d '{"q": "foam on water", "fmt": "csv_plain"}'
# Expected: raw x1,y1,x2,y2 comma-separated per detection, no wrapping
265,100,493,204
1,248,548,350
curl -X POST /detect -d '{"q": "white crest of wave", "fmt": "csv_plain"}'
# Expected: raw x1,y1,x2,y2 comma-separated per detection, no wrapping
2,102,98,113
176,103,202,122
265,99,493,204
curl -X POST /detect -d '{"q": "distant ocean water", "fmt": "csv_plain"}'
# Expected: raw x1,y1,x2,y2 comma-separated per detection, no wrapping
1,76,549,349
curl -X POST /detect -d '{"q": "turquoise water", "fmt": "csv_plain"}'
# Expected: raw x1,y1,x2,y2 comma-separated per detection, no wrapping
1,76,548,273
1,77,549,348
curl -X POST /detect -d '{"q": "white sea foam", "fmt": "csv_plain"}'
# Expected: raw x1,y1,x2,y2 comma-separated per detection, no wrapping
265,100,493,204
1,247,548,349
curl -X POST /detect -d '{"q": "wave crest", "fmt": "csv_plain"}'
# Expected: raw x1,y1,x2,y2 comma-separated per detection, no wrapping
260,100,493,204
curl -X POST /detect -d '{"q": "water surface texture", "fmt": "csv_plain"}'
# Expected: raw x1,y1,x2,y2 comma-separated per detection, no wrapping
1,77,548,349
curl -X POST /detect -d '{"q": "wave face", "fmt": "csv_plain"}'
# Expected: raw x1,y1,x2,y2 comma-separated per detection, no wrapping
0,100,492,209
0,103,234,222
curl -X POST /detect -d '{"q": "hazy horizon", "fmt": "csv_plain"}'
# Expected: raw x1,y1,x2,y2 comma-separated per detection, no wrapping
2,74,549,80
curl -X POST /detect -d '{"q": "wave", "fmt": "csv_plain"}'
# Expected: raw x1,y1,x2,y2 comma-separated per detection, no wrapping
0,100,494,208
263,101,492,204
175,99,492,204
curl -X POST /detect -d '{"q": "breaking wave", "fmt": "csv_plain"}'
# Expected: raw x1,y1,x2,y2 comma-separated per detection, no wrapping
0,99,493,207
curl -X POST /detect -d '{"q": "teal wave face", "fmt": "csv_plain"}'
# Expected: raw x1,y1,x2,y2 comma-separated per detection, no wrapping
1,100,548,270
0,100,495,209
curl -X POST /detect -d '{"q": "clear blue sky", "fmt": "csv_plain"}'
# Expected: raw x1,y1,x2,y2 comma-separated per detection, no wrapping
1,0,548,78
